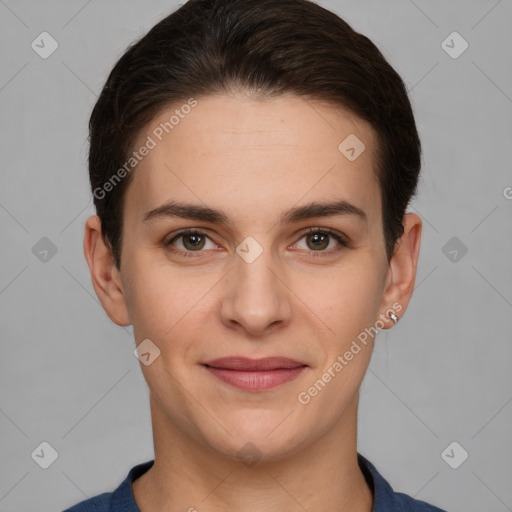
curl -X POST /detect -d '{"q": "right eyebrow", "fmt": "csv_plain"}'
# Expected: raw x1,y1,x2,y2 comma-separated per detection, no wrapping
143,201,229,224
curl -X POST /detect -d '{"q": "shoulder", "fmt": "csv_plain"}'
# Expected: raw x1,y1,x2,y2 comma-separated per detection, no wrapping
358,454,447,512
61,460,154,512
390,490,446,511
61,492,112,512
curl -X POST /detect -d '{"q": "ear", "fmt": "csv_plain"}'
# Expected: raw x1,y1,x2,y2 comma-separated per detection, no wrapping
379,213,422,328
83,215,131,326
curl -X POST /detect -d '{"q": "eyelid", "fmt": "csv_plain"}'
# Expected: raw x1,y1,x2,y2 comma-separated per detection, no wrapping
301,227,350,245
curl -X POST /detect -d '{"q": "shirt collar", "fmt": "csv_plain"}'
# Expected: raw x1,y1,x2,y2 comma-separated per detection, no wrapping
109,454,415,512
358,453,404,511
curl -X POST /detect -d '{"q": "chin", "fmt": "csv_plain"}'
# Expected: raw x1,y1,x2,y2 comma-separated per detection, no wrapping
203,413,312,466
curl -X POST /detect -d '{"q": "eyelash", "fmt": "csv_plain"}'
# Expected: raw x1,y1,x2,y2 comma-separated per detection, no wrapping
164,227,350,259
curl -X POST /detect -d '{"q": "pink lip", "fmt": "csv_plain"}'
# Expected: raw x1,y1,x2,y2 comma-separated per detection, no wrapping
204,356,306,371
202,357,308,391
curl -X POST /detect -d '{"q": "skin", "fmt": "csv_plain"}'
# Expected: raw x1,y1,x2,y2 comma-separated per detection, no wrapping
84,92,421,512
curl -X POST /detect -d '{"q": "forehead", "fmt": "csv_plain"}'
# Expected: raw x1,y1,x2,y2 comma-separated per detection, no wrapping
123,93,381,228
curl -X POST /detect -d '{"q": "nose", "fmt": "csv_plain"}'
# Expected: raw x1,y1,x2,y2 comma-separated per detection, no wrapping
219,243,292,337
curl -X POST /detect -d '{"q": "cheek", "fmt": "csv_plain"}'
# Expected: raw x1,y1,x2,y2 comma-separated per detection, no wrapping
122,258,216,352
293,259,385,342
292,265,383,420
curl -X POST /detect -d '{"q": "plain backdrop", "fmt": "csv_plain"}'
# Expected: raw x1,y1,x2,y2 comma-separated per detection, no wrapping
0,1,511,511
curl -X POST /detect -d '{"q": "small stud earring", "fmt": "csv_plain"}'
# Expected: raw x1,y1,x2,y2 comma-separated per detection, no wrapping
388,312,398,324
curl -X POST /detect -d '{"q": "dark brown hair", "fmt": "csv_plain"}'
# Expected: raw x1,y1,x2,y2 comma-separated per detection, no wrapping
89,0,421,269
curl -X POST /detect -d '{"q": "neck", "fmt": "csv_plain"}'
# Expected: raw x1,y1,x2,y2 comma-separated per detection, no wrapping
133,393,373,512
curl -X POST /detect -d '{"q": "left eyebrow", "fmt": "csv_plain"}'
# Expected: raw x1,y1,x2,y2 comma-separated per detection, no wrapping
142,199,368,225
280,200,367,224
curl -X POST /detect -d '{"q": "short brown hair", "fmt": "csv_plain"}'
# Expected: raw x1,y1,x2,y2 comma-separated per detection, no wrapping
89,0,421,268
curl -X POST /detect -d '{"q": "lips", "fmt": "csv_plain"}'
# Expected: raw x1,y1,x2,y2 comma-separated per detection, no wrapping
203,356,307,371
202,357,308,391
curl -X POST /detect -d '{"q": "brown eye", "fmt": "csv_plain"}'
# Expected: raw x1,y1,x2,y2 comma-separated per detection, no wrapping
305,232,330,251
165,229,216,254
181,232,206,251
292,228,349,257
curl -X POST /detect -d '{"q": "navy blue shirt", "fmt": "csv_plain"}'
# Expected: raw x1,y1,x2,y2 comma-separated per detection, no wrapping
62,454,446,511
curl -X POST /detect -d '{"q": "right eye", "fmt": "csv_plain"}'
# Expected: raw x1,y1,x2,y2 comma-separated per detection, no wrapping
164,228,219,255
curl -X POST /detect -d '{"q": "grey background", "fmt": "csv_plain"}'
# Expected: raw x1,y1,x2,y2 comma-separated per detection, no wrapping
1,0,511,511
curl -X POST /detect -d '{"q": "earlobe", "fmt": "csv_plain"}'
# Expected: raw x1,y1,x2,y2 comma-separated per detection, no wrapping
379,213,422,329
83,215,131,326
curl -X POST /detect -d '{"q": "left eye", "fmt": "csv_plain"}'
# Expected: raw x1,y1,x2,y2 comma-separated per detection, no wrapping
292,229,347,253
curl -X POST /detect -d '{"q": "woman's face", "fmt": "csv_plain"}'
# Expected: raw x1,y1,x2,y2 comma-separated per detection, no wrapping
116,93,399,462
